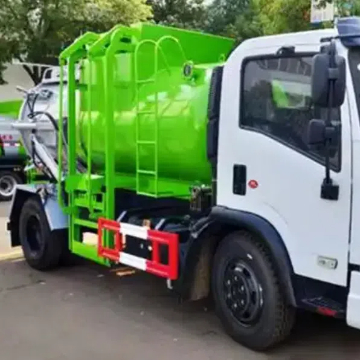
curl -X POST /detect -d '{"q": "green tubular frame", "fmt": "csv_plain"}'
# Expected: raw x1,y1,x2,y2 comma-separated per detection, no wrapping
58,27,139,264
56,24,232,265
103,27,136,248
59,32,100,214
59,31,109,264
87,25,135,216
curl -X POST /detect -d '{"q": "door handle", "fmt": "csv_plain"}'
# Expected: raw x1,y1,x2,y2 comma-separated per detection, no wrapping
233,164,247,196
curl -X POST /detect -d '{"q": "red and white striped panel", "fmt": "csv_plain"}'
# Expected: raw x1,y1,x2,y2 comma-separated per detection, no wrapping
2,142,20,147
98,218,179,280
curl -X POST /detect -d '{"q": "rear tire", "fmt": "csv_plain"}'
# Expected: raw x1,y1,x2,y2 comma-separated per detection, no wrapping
0,171,22,201
212,230,295,351
19,196,65,271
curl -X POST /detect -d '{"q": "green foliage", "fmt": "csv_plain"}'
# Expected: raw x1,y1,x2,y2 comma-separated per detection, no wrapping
84,0,152,32
204,0,315,42
318,0,360,16
0,37,15,84
0,0,151,84
2,0,360,86
259,0,312,35
229,0,263,42
149,0,206,30
205,0,252,36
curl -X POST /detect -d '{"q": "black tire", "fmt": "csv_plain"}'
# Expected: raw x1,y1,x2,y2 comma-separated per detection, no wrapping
212,230,295,351
0,171,22,201
19,196,65,271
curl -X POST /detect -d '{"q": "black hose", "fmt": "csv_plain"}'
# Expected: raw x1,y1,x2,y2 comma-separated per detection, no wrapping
30,136,57,183
32,111,59,131
31,111,69,149
26,92,39,117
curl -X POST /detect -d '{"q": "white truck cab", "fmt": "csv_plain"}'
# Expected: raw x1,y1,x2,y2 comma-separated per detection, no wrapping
220,27,351,286
206,16,360,349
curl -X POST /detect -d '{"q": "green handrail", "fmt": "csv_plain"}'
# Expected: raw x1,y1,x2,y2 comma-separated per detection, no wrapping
88,25,126,58
87,59,94,213
155,35,187,72
58,59,67,211
58,32,100,213
59,32,99,61
101,27,138,246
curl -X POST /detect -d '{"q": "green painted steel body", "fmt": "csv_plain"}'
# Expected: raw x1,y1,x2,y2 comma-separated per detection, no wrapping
78,60,214,185
0,100,22,119
58,23,234,264
75,23,233,196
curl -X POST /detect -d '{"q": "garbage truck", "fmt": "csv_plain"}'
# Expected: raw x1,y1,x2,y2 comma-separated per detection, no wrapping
0,115,27,201
0,63,59,199
7,18,360,350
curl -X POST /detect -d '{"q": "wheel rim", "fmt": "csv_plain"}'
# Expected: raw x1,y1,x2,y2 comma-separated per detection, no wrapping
0,175,17,197
223,260,264,326
25,215,43,255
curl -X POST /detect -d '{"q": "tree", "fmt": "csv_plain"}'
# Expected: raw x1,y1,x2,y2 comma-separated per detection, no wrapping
257,0,360,37
0,0,152,85
205,0,252,36
224,0,263,42
203,0,360,47
0,38,16,84
84,0,153,33
259,0,312,35
317,0,360,16
149,0,207,30
234,0,264,42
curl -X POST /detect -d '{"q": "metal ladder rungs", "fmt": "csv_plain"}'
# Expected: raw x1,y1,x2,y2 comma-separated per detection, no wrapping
137,141,156,145
137,110,155,115
137,170,157,175
137,191,157,198
134,42,162,197
137,79,155,85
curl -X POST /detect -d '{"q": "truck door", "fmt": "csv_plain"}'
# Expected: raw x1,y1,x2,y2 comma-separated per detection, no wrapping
217,44,352,287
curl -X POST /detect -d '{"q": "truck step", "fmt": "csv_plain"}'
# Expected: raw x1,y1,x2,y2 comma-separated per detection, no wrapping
301,296,345,318
73,197,104,211
65,174,104,193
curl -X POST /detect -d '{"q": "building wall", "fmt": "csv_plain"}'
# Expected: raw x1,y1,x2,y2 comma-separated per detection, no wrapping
0,63,37,102
0,62,50,118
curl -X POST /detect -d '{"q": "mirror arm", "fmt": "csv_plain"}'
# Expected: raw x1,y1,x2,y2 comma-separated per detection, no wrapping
321,40,339,201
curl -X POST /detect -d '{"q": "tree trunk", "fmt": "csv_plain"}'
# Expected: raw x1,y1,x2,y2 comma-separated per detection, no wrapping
22,65,49,85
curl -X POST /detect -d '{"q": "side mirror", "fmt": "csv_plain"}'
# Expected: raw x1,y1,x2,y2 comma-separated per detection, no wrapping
307,119,326,146
310,40,343,201
307,119,341,152
311,49,346,108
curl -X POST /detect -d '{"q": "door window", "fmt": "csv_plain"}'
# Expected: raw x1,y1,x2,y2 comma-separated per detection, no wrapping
240,55,341,171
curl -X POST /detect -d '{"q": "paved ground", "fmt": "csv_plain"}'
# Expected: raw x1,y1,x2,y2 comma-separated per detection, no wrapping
0,202,360,360
0,202,12,255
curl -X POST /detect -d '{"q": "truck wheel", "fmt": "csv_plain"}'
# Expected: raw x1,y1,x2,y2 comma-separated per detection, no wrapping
0,171,22,201
19,197,64,271
212,230,295,351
